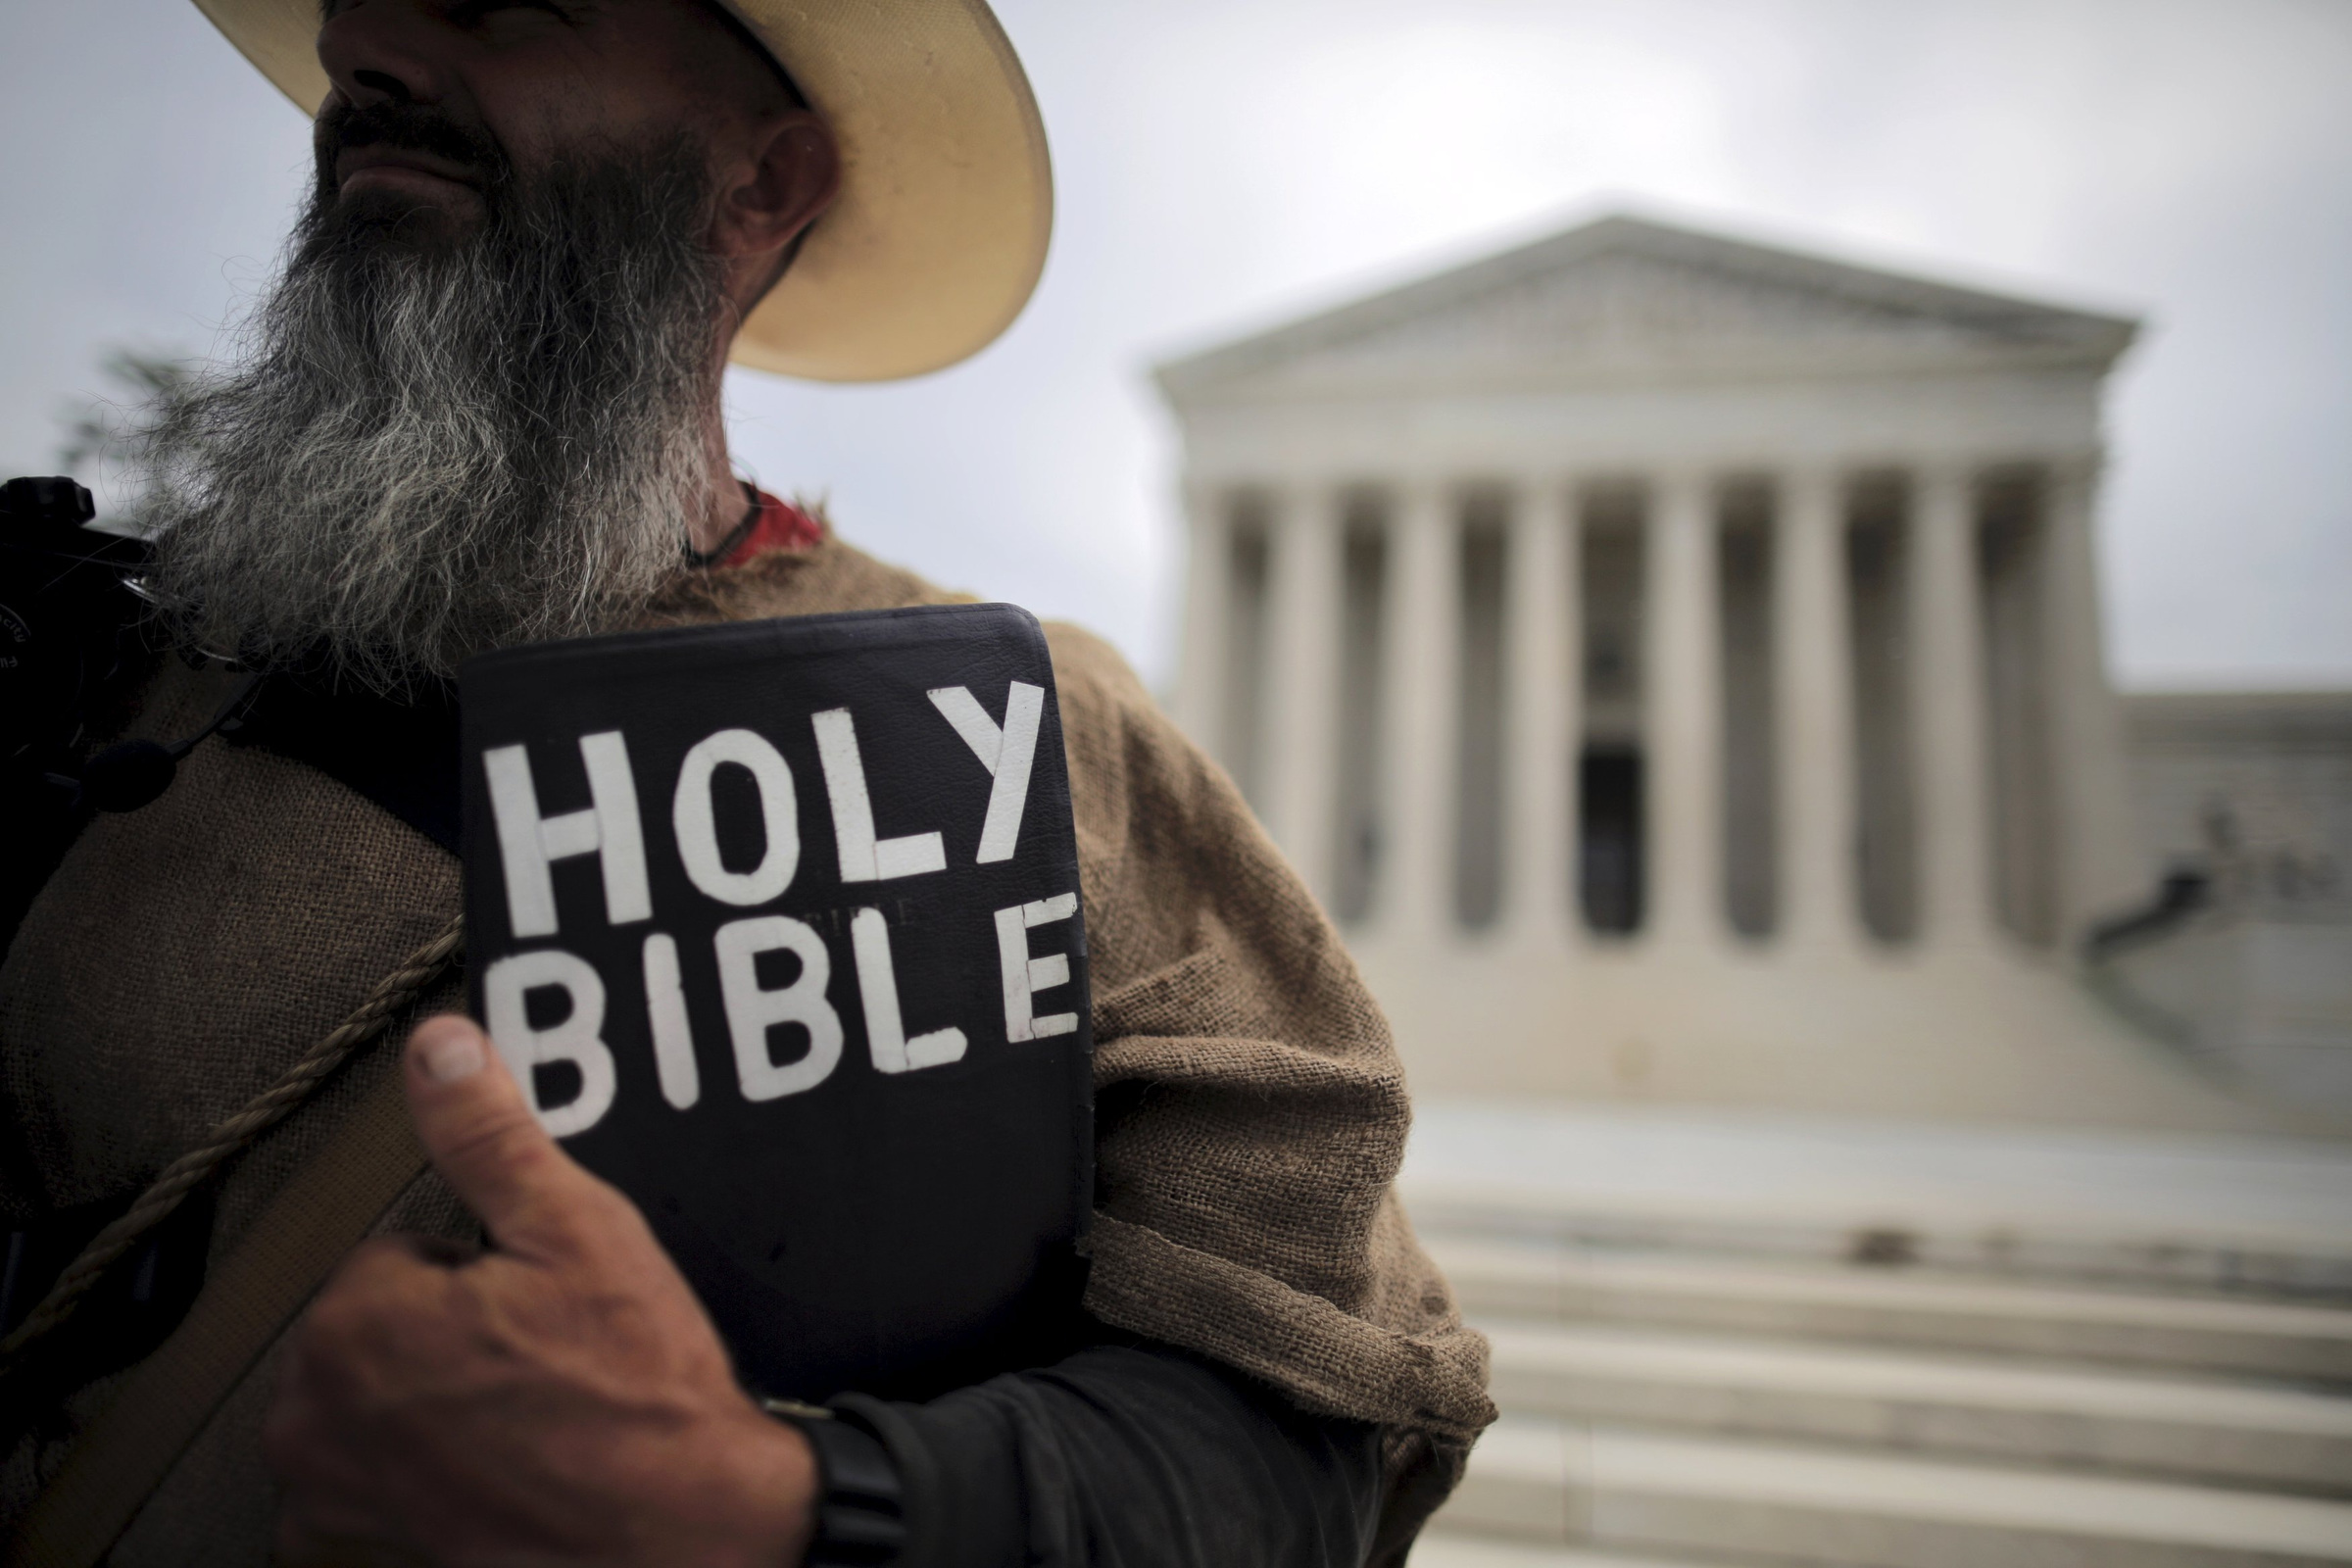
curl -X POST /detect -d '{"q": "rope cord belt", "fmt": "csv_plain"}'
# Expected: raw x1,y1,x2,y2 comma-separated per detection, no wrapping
0,914,463,1371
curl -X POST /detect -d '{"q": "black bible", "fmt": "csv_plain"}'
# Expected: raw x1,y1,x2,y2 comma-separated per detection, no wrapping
459,603,1092,1401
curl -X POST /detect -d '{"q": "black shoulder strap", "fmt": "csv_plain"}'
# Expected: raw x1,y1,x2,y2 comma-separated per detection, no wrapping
229,677,464,856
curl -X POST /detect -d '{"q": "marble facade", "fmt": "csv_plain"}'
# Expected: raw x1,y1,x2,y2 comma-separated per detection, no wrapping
1157,215,2334,1135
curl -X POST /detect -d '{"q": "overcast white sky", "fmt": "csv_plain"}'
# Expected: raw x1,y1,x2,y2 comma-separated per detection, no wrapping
2,0,2346,690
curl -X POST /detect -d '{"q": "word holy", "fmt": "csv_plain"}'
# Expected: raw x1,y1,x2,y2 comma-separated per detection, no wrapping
478,682,1077,1137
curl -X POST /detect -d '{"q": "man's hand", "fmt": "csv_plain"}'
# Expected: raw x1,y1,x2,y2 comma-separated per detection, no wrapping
266,1015,817,1566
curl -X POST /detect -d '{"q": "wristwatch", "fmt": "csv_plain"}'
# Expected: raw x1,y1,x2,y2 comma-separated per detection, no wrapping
761,1397,908,1565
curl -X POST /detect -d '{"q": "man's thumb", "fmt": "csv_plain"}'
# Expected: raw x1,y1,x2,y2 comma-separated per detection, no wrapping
404,1015,606,1260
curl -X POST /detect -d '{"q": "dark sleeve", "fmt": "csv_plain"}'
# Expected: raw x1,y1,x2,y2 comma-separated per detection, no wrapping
833,1338,1386,1568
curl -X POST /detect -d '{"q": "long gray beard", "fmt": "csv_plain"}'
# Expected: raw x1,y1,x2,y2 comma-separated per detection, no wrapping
134,140,725,694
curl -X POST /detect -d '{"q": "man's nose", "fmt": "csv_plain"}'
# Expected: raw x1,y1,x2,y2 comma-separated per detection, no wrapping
317,0,454,111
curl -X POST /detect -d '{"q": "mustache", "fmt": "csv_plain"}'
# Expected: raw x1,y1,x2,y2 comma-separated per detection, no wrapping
314,99,512,191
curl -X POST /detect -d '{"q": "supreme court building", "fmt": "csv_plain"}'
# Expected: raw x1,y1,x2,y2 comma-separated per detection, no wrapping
1157,214,2322,1135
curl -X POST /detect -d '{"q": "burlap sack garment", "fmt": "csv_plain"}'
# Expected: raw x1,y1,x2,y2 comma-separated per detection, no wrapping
0,534,1495,1563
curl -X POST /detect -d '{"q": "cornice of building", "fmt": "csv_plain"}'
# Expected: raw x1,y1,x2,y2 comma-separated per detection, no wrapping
1156,213,2141,409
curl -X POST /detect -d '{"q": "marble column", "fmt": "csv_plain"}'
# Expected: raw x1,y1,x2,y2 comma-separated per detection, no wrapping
1264,484,1343,899
1173,480,1228,758
1912,462,1994,946
1646,469,1721,946
1776,466,1860,951
1382,481,1457,941
2041,452,2138,943
1505,477,1577,948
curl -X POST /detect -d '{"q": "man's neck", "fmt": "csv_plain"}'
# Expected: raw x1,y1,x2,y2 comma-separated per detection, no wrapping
689,467,751,555
688,415,750,554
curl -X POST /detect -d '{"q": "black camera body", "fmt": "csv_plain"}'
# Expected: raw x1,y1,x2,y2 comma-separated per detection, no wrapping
2,476,158,948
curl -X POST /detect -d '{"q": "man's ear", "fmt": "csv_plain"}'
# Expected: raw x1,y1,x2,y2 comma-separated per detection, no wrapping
712,111,840,269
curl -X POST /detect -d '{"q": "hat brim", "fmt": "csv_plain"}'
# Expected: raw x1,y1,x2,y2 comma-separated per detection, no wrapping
190,0,1053,383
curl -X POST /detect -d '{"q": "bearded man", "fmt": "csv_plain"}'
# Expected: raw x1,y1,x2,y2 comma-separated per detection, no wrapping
0,2,1493,1564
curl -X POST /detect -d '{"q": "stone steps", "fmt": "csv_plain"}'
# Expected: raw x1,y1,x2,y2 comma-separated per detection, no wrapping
1433,1417,2352,1568
1482,1318,2352,1494
1409,1535,1710,1568
1405,1179,2352,1298
1407,1108,2352,1565
1400,1106,2352,1298
1433,1236,2352,1382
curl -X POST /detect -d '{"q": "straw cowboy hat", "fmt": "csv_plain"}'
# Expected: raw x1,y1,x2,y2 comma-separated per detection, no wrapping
192,0,1054,382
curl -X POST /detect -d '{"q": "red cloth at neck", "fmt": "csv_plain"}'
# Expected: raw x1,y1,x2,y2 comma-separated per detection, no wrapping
720,488,824,566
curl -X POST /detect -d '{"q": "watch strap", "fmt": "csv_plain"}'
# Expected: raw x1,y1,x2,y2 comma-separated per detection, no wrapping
762,1398,907,1565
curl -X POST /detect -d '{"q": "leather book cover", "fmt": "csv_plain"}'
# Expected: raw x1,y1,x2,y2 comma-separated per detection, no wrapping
459,603,1092,1401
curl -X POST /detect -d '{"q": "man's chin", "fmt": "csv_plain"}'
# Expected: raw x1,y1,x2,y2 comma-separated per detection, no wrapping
326,182,484,249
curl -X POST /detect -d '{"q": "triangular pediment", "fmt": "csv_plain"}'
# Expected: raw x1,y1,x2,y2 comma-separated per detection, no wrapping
1156,215,2137,402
